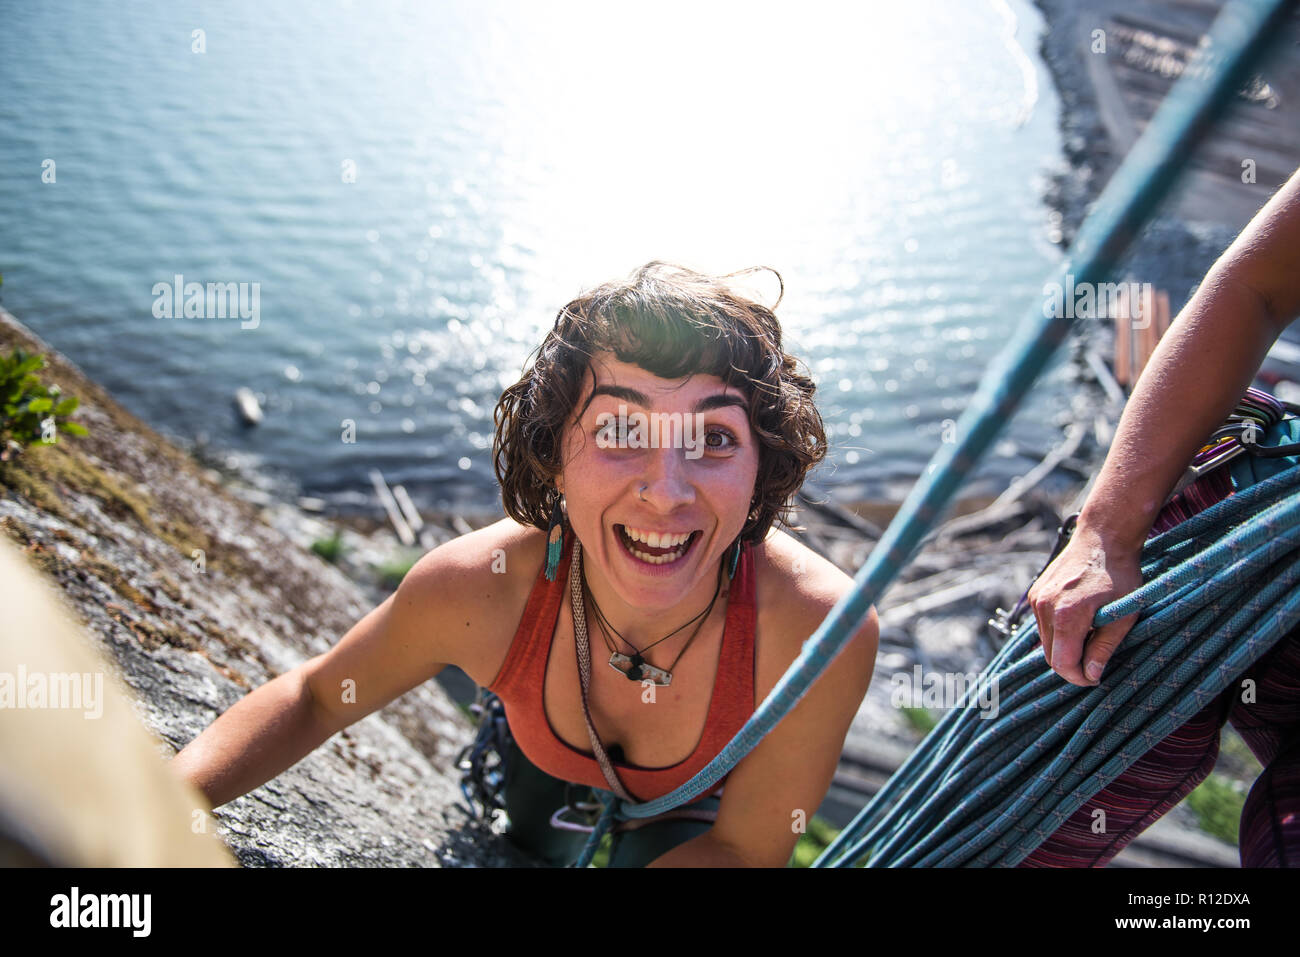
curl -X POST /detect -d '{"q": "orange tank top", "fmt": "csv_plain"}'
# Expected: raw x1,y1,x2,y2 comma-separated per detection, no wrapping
487,530,757,804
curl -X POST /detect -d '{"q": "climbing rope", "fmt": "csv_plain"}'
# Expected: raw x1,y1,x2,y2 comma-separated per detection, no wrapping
816,461,1300,866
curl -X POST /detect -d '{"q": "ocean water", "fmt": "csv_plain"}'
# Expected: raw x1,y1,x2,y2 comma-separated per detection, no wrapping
0,0,1074,514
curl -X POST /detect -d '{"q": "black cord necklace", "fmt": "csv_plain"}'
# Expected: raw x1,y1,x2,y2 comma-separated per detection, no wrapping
583,566,725,686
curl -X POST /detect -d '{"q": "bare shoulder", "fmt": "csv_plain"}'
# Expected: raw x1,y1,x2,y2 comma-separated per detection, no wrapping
405,516,545,592
399,516,548,686
751,527,861,623
748,528,878,695
300,515,549,730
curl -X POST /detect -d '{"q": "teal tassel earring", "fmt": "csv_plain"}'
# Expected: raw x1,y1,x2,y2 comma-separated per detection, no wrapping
727,538,742,580
544,494,565,581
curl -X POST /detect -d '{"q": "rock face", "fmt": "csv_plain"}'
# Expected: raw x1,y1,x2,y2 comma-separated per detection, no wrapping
0,306,536,867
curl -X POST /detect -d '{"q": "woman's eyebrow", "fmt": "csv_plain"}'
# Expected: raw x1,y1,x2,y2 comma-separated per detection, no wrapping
577,384,749,420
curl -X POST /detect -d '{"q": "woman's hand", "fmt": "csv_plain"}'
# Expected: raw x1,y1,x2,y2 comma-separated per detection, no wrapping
1027,522,1144,686
1028,167,1300,687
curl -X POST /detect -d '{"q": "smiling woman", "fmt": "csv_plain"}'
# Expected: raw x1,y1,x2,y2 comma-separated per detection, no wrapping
481,262,878,866
171,261,879,868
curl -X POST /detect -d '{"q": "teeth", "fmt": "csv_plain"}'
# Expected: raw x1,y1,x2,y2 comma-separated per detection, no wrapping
623,526,691,547
629,546,686,564
619,526,694,564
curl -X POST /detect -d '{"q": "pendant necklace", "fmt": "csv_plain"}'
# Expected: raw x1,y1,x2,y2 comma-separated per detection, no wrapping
582,560,725,687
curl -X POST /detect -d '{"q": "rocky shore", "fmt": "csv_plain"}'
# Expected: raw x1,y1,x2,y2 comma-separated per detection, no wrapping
1033,0,1300,303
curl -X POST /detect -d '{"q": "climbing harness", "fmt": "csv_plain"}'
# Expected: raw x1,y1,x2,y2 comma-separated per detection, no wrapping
547,786,606,833
455,688,511,824
1175,387,1300,491
988,512,1078,641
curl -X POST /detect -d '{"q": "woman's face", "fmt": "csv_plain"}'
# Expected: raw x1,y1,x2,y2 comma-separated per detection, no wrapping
557,350,760,613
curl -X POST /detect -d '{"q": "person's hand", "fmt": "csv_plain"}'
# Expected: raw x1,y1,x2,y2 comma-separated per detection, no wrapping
1026,522,1144,686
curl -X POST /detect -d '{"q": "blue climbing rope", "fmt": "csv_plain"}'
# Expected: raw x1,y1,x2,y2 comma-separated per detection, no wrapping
571,0,1298,868
816,463,1300,866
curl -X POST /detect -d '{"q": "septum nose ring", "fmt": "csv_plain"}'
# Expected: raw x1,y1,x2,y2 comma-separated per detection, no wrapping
639,484,648,502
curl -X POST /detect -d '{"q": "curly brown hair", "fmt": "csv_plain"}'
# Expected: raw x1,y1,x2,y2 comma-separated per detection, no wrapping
492,261,828,545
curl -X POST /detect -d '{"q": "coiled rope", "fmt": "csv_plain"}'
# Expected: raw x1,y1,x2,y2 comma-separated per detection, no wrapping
816,462,1300,866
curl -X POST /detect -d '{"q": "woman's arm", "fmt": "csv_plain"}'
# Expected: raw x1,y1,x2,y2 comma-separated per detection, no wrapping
170,666,338,809
171,521,524,807
646,540,878,867
1030,166,1300,686
646,830,758,867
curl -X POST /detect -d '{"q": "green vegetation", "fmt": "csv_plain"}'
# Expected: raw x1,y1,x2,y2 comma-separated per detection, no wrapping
310,527,345,563
789,814,843,867
1186,772,1248,844
1216,726,1265,779
1,348,87,458
589,833,613,868
0,429,223,569
901,705,938,736
374,551,420,589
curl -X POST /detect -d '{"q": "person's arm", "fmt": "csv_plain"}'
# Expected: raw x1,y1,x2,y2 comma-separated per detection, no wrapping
169,666,339,810
648,542,878,868
1029,167,1300,686
170,522,516,807
645,829,759,867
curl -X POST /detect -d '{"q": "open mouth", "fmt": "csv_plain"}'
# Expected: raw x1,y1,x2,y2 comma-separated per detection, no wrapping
614,524,702,566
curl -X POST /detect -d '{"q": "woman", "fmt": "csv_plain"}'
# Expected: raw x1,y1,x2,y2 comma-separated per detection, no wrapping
1024,166,1300,866
171,261,879,868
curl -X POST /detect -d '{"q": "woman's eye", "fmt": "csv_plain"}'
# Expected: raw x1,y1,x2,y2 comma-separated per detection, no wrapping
591,420,738,451
705,428,738,450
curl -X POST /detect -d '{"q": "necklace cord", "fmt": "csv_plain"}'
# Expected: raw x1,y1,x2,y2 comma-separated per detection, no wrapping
583,562,725,675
